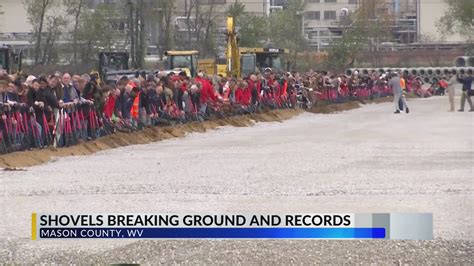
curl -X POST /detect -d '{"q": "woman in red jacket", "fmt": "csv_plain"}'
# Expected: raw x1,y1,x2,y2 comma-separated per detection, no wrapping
235,81,251,106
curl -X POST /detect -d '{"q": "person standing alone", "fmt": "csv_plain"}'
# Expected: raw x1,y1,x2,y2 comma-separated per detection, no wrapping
389,72,409,114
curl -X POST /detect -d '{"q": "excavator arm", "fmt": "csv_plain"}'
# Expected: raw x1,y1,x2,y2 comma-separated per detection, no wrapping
226,17,240,78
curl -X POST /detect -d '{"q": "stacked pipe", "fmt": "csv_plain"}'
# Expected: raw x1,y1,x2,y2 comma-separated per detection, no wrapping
454,56,474,67
346,66,473,84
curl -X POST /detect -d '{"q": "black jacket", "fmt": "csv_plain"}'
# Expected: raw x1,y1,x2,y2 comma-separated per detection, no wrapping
26,88,59,120
457,76,473,91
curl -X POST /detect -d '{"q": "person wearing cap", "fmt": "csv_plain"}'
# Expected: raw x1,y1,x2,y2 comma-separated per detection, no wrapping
25,75,36,87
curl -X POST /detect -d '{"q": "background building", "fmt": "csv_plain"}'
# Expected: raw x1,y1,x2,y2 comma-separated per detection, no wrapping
417,0,464,42
304,0,360,50
0,0,468,64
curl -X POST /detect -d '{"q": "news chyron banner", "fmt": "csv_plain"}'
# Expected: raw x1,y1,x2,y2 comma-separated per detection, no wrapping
31,213,433,240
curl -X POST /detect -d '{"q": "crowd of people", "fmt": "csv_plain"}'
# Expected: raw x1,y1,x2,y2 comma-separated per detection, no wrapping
0,67,471,154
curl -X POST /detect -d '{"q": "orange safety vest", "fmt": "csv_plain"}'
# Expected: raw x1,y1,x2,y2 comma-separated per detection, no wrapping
400,78,406,89
130,92,140,119
282,80,288,96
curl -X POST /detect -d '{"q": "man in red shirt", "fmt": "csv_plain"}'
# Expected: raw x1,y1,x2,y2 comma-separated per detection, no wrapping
195,72,217,115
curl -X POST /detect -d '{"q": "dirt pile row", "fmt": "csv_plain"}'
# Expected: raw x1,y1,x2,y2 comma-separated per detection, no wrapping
0,109,302,168
0,98,393,168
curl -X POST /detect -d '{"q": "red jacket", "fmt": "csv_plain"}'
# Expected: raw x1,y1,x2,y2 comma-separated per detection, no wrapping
196,77,217,103
281,80,288,96
248,79,261,96
235,87,251,105
180,81,187,93
104,95,116,119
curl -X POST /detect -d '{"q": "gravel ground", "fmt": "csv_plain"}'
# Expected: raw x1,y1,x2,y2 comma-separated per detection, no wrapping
0,95,472,264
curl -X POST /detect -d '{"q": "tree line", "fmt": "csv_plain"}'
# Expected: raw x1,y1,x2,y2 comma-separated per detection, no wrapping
10,0,471,69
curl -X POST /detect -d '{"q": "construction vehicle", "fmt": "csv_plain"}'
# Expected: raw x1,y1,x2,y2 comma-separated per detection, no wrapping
163,17,289,78
240,47,290,76
225,16,240,77
218,17,290,77
0,45,22,74
164,50,222,77
164,50,199,77
98,51,130,83
99,51,165,83
160,17,289,78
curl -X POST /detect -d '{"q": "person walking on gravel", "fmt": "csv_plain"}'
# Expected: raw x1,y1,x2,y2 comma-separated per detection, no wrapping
389,72,408,114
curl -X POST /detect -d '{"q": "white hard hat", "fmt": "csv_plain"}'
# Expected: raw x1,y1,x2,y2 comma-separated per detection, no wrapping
25,75,36,86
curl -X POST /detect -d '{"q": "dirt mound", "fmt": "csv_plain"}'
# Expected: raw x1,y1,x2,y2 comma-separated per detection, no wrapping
307,97,395,114
0,109,303,168
0,97,394,168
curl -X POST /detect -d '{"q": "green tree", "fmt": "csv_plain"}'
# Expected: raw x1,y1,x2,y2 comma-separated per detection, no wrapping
267,0,307,49
225,3,268,48
42,15,67,64
325,0,393,69
226,1,245,19
24,0,51,65
64,0,87,63
437,0,474,38
76,4,122,62
157,0,175,55
326,30,364,71
266,0,308,68
200,1,218,57
238,14,268,47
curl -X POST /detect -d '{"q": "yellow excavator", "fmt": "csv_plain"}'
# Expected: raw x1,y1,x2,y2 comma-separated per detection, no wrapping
164,50,199,77
163,16,289,78
163,50,222,77
219,17,290,77
164,18,239,78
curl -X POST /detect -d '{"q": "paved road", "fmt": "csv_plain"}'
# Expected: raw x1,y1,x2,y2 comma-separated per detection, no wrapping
0,96,472,264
